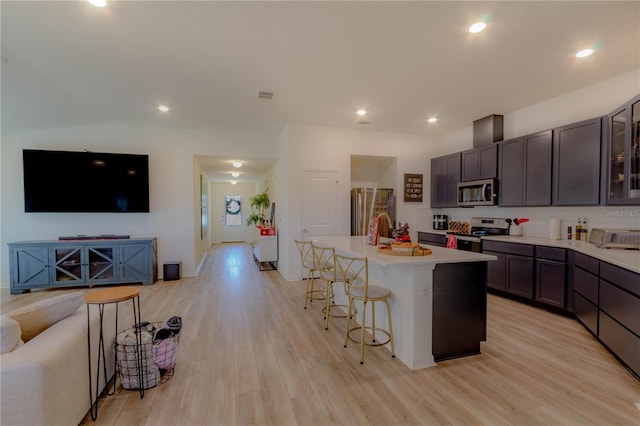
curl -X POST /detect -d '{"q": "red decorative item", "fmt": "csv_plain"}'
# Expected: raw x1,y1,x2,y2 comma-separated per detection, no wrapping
257,226,277,236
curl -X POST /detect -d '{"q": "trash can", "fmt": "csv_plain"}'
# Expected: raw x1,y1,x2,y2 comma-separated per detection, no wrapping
163,261,181,281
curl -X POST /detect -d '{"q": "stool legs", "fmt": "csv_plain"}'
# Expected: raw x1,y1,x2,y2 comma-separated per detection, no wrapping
343,297,395,364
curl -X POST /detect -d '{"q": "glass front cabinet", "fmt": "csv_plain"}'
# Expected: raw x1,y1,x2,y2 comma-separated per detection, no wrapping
607,94,640,205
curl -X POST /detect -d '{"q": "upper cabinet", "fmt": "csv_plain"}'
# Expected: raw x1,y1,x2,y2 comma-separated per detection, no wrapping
431,153,461,208
461,145,498,182
498,130,552,206
607,94,640,205
552,117,604,206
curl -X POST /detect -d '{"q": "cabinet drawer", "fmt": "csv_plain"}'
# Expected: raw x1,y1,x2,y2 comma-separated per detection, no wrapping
599,262,640,298
417,232,446,246
574,291,598,335
599,312,640,377
483,240,533,257
573,266,598,304
574,252,599,275
535,246,566,262
600,280,640,336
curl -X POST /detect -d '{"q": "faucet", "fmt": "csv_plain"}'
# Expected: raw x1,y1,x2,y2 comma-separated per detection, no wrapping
376,213,393,239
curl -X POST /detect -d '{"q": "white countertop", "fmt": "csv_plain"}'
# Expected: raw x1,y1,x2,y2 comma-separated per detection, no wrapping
417,230,640,274
312,236,496,266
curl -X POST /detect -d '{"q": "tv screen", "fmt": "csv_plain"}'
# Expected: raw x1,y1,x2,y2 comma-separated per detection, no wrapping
23,149,150,213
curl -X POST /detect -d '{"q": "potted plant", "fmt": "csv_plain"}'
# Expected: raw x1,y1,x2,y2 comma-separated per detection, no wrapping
246,188,270,227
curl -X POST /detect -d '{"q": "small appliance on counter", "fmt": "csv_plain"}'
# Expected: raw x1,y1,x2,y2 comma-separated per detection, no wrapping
589,228,640,249
432,214,448,230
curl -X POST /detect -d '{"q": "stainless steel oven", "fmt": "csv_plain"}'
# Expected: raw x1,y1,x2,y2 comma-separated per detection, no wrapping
447,217,510,252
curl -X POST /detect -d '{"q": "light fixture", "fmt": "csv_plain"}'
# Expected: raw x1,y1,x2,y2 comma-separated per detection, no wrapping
427,117,438,124
232,161,243,168
231,172,240,178
468,22,487,33
576,48,594,58
87,0,107,7
230,180,238,185
158,105,170,112
356,109,367,116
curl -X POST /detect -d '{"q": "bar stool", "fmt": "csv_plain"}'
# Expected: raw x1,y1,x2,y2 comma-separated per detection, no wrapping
311,242,351,330
294,239,325,309
336,253,395,364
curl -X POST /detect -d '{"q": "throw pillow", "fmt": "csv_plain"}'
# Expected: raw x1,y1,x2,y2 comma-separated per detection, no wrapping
0,315,23,354
7,291,85,342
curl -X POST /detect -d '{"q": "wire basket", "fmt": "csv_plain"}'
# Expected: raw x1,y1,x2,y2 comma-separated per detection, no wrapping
115,321,180,390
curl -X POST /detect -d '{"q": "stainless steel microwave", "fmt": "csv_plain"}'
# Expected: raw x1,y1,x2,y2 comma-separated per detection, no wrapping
457,179,498,206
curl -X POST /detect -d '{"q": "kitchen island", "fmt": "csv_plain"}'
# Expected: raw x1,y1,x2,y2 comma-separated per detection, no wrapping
312,236,496,370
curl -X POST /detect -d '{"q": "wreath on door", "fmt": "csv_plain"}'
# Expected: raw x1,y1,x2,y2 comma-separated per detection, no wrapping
226,198,241,215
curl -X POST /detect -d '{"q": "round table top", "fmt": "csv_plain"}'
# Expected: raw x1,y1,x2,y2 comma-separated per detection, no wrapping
84,286,140,304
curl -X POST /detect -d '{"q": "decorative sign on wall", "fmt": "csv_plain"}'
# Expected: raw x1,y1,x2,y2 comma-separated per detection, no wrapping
404,173,423,202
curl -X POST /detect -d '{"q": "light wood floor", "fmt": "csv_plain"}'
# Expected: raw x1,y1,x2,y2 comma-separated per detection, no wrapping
3,243,639,425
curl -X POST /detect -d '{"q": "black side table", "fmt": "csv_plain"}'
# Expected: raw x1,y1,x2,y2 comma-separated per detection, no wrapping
85,286,144,420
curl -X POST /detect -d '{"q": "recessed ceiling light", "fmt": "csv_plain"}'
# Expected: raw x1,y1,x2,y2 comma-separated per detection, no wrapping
427,117,438,124
87,0,107,7
468,22,487,33
230,180,238,185
158,105,170,112
356,109,367,116
232,161,243,168
231,172,240,178
576,48,594,58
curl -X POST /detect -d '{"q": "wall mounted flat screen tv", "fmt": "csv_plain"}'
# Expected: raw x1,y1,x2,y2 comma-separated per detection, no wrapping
23,149,150,213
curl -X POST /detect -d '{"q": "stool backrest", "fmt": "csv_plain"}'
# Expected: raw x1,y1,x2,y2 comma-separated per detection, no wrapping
334,253,368,295
294,240,314,270
311,242,336,281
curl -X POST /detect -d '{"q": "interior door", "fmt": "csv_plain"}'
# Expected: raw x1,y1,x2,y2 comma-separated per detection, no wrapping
301,170,339,238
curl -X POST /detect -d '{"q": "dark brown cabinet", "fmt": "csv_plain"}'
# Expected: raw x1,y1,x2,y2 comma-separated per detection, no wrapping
597,262,640,377
483,240,534,299
417,232,446,247
485,250,506,291
535,246,567,308
607,93,640,205
430,153,461,207
553,117,604,205
461,145,498,182
498,130,552,206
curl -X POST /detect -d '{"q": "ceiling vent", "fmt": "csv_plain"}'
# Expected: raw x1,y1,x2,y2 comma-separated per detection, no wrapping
257,91,274,99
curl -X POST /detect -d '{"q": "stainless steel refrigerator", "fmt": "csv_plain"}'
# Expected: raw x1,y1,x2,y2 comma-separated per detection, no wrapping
350,188,395,237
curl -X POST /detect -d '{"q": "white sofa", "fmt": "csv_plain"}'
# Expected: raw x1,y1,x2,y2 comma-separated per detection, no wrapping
1,300,118,426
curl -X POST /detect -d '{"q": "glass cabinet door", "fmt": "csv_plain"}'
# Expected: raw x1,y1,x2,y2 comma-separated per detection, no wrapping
609,109,626,201
52,247,84,283
630,99,640,200
87,246,115,282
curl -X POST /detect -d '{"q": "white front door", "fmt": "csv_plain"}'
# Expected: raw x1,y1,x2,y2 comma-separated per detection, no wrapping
301,170,340,239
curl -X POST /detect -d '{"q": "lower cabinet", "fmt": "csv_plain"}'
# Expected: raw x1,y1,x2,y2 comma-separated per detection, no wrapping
417,232,446,247
534,246,567,308
506,255,535,298
570,252,640,378
483,240,534,299
253,235,278,270
9,238,157,294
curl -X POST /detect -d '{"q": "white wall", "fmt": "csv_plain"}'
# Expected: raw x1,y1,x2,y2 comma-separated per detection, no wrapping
435,69,640,237
280,124,441,281
0,123,279,287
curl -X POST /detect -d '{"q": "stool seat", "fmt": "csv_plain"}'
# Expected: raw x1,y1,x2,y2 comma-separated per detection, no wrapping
349,284,390,300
